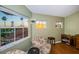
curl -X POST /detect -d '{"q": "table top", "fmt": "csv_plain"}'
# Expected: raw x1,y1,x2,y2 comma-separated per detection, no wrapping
48,37,55,40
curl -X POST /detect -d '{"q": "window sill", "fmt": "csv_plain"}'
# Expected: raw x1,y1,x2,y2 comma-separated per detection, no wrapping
0,36,30,52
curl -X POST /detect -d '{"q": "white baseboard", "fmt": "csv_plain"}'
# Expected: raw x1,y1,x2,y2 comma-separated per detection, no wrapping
55,41,61,43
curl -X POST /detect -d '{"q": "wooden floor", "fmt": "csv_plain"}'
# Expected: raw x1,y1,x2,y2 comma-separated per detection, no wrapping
50,43,79,54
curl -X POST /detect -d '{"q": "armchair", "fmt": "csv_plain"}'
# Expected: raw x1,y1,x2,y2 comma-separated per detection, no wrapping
32,36,51,54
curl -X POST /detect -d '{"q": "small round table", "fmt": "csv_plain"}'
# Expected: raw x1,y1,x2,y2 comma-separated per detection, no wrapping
48,37,55,53
48,37,55,45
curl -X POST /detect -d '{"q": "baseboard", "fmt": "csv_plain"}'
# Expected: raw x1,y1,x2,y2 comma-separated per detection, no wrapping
55,41,61,43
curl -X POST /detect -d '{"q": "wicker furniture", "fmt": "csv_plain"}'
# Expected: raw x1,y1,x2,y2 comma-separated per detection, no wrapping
48,37,55,45
73,34,79,49
61,34,72,45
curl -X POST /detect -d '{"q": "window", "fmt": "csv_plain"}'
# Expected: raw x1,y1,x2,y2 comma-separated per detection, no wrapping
35,21,46,29
55,21,63,28
0,6,29,47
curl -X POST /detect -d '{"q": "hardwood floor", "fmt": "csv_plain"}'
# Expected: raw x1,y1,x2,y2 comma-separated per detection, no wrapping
50,43,79,54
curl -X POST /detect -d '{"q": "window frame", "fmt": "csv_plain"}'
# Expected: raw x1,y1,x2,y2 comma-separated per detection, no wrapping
0,6,31,52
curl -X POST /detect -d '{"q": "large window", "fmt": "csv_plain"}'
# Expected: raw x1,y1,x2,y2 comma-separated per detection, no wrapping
35,21,47,29
0,6,29,47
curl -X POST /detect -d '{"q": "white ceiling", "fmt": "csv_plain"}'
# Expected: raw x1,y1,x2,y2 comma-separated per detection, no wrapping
26,5,79,17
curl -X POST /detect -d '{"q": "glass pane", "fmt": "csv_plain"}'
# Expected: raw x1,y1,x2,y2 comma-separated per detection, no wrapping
16,28,23,40
35,21,47,29
1,28,14,46
24,28,28,37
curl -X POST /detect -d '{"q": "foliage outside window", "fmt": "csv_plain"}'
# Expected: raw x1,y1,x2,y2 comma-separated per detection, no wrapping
0,10,29,46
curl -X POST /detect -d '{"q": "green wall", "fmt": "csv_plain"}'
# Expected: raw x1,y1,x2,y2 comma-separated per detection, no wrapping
31,13,64,42
0,5,32,53
64,11,79,35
